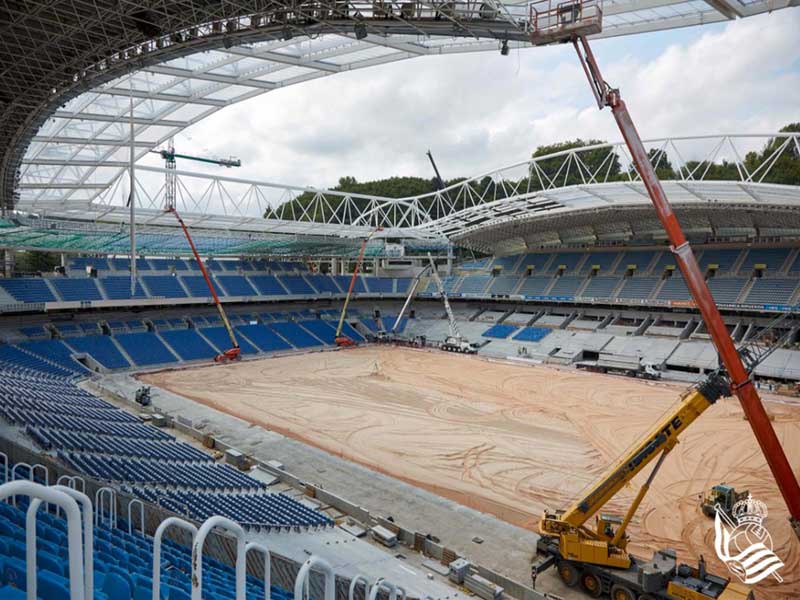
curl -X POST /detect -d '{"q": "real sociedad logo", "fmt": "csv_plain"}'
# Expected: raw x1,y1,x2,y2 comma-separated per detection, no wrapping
713,493,784,585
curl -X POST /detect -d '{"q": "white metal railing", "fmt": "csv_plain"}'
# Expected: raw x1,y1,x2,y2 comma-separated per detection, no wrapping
153,516,198,600
192,516,247,600
0,480,86,600
246,542,272,600
294,556,336,600
95,486,117,528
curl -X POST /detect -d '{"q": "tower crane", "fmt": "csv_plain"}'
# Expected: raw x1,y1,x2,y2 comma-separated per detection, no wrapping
334,228,383,347
152,140,243,362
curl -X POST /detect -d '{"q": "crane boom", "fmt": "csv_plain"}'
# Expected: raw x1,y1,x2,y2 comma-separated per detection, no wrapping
167,208,240,362
390,264,432,334
573,34,800,532
426,253,462,341
335,228,382,346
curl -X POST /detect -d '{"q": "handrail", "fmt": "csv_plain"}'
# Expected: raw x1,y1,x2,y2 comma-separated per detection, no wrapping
245,541,272,600
95,486,116,528
0,480,85,600
153,516,198,600
52,485,95,600
10,462,33,506
192,516,246,600
128,498,145,535
369,579,406,600
348,574,371,600
294,556,335,600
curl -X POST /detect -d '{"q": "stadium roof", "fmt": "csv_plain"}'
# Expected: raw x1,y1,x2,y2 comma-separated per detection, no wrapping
5,0,797,217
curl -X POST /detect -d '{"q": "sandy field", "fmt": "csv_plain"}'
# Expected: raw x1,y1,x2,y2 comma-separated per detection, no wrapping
142,347,800,598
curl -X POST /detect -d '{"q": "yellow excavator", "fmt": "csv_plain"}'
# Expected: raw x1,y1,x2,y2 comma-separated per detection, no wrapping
534,371,754,599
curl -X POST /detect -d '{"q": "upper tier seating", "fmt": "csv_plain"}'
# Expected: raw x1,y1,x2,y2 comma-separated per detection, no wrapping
160,329,217,361
66,335,130,369
99,276,148,300
707,278,747,303
745,278,799,305
459,257,492,270
335,275,366,294
514,253,551,273
657,276,691,300
216,275,256,296
115,332,177,366
518,276,552,296
279,275,314,295
616,276,660,300
549,276,583,296
110,257,151,271
0,278,56,303
738,248,791,273
489,275,520,295
548,252,584,273
235,324,292,352
459,275,492,295
615,250,657,274
483,324,518,338
305,274,341,294
365,277,395,294
699,248,742,272
69,256,111,271
50,277,103,301
581,276,619,298
492,254,521,272
148,258,188,271
180,275,224,298
142,276,187,299
248,275,288,295
395,278,413,294
580,252,618,274
268,321,323,348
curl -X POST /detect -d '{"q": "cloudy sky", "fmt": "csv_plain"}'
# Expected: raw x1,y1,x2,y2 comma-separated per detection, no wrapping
139,9,800,191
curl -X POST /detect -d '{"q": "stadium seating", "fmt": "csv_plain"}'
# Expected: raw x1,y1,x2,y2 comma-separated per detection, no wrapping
657,276,691,300
513,327,551,342
111,257,151,271
699,248,742,273
235,324,293,352
305,274,341,294
148,258,188,271
216,275,256,296
200,326,258,354
548,252,584,273
0,345,76,377
49,277,103,301
248,275,288,296
615,250,657,274
365,277,395,294
160,329,218,361
489,275,520,295
483,324,518,338
580,276,619,298
738,247,790,273
279,275,315,295
298,319,337,344
379,316,406,333
459,257,492,270
580,252,618,274
492,254,521,272
115,332,177,366
180,275,224,298
707,278,747,303
268,321,323,348
335,275,366,294
745,278,799,305
69,256,111,271
67,335,131,369
142,276,187,299
548,276,583,296
518,276,552,296
514,253,551,273
616,277,660,300
17,340,86,374
458,275,492,295
0,278,56,303
99,276,148,300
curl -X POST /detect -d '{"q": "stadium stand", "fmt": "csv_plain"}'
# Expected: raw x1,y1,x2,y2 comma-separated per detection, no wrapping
492,254,521,272
548,276,582,296
201,326,259,354
615,250,657,273
738,247,790,273
580,252,618,273
657,276,691,300
269,321,323,348
489,275,520,295
69,256,111,271
160,329,218,361
515,253,551,273
50,277,104,301
699,248,742,272
483,323,518,338
216,275,257,296
305,274,341,294
248,275,288,296
111,257,151,271
17,340,86,374
335,275,366,294
581,276,619,298
296,319,337,345
279,275,315,295
616,276,660,300
365,277,395,294
459,275,492,295
142,276,187,298
236,324,293,352
65,335,130,369
707,278,747,304
115,332,177,366
513,327,551,342
745,278,799,305
180,275,225,297
99,276,148,300
0,278,56,303
518,276,552,296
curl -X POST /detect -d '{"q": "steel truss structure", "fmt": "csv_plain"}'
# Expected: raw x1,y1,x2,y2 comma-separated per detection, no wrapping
6,0,797,214
12,133,800,255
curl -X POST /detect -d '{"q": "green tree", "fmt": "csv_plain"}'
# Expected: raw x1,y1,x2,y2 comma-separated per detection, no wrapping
743,123,800,185
14,251,61,274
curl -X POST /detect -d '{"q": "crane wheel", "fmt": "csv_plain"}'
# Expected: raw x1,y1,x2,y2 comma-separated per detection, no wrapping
610,584,635,600
580,572,602,598
557,560,580,587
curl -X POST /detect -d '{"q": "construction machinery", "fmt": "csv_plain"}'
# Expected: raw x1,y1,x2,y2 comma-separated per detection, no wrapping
526,0,800,537
335,228,382,347
167,207,240,362
426,253,479,354
701,484,750,520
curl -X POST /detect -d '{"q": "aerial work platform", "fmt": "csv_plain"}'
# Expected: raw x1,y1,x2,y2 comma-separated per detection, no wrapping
528,0,603,45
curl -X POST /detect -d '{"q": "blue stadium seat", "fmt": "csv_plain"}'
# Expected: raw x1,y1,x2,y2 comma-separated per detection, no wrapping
304,275,341,294
279,276,314,295
179,276,224,298
200,326,258,354
248,276,287,296
216,276,256,296
268,321,322,348
513,327,551,342
142,276,187,299
99,276,148,300
334,275,366,294
67,336,130,369
297,320,337,344
50,277,104,301
160,330,217,361
0,278,56,303
115,333,177,366
483,324,518,338
365,277,395,294
235,325,292,352
580,276,619,298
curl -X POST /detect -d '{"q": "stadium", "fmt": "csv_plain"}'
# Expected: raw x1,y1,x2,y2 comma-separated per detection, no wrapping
1,2,799,600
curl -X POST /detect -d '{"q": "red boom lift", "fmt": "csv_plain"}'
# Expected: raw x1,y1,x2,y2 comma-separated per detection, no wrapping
335,228,382,347
526,1,800,534
167,207,241,362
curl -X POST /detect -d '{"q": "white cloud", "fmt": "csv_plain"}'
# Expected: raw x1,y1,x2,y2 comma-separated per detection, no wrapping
173,9,800,196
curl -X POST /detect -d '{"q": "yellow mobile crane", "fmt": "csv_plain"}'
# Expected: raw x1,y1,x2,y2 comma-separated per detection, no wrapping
535,370,753,599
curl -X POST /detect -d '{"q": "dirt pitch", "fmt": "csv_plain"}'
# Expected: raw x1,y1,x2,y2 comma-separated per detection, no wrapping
142,347,800,598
